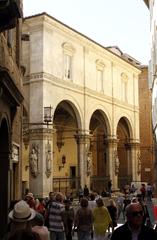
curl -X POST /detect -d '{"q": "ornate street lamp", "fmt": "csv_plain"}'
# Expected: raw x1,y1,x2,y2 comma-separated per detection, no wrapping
44,106,53,178
44,106,53,125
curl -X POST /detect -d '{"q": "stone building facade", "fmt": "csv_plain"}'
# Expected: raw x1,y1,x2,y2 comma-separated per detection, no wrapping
143,0,157,190
139,66,155,184
22,13,141,197
0,0,23,238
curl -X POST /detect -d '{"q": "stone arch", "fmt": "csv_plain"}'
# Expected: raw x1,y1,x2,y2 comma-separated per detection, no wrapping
53,97,82,131
115,114,133,139
116,116,133,189
87,105,111,135
52,99,82,192
89,109,111,191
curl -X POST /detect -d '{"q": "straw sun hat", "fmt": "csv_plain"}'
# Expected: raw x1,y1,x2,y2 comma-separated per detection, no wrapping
8,200,36,222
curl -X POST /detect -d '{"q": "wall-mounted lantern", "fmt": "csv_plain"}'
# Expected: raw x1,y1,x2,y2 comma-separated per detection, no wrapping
59,155,66,171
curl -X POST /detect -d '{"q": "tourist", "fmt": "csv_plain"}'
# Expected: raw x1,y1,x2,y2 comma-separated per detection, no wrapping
48,192,65,240
44,192,55,228
146,183,153,202
74,198,93,240
78,186,84,202
140,184,146,201
84,185,89,198
35,198,46,216
32,213,50,240
88,193,97,211
4,200,36,239
117,194,124,220
93,198,112,240
107,180,112,197
107,199,118,232
111,202,157,240
25,192,36,209
62,199,74,240
123,194,131,219
101,188,107,197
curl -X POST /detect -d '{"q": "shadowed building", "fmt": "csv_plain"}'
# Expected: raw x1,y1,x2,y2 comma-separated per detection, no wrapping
0,0,23,238
139,66,155,184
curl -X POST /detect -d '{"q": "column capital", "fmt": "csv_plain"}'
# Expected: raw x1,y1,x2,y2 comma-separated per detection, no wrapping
126,139,140,149
74,133,92,144
104,135,119,145
24,127,55,141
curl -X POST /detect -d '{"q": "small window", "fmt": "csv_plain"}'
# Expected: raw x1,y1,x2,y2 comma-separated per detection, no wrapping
121,73,128,102
64,54,72,80
97,69,103,92
95,59,105,93
62,42,75,81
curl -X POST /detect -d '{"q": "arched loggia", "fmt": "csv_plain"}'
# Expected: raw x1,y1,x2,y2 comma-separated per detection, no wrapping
117,117,132,189
53,100,82,192
89,110,110,192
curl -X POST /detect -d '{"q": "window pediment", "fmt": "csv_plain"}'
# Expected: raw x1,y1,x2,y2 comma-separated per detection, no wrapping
62,42,75,55
95,59,105,70
121,72,128,81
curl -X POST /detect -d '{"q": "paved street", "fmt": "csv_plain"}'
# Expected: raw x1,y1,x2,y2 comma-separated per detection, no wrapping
70,198,157,239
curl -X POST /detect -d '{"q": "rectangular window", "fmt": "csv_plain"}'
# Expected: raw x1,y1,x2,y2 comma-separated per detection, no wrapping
64,54,72,80
122,80,127,102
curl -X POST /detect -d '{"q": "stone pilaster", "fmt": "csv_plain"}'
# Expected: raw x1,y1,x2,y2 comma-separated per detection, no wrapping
75,133,92,189
105,136,119,191
28,127,55,197
128,140,141,182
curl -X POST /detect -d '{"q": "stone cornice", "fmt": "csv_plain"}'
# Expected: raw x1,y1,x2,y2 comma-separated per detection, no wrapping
23,128,55,141
23,72,139,113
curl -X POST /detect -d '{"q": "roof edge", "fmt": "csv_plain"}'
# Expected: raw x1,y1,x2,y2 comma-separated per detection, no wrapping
24,12,141,71
143,0,149,8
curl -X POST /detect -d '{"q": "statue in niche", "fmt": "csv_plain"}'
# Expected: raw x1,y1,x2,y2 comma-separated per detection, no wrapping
45,142,52,178
137,152,141,175
87,152,92,176
30,144,39,177
114,150,120,175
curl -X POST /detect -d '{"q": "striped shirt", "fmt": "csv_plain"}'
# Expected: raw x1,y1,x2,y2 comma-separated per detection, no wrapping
48,201,64,232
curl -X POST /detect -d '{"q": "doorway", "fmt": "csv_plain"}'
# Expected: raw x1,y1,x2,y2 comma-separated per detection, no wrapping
0,119,9,238
70,166,76,189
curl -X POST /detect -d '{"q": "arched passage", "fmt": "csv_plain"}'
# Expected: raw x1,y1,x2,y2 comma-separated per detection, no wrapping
89,110,110,192
117,117,132,189
0,118,10,238
53,100,81,193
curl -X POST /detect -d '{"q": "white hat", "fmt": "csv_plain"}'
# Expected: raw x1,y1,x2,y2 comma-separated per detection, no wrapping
8,200,36,222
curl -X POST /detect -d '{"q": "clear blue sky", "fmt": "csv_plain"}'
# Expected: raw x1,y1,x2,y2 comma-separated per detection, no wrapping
23,0,150,65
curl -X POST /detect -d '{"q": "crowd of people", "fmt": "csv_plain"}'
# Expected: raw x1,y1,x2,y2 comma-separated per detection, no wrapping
2,181,157,240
